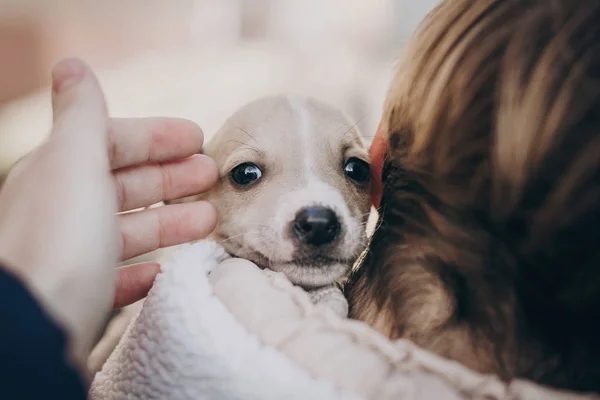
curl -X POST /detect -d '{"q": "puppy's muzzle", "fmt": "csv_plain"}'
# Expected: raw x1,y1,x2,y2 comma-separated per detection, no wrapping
292,206,340,246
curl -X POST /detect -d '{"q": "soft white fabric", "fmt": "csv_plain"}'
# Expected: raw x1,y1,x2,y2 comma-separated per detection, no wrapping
90,241,360,400
90,240,596,400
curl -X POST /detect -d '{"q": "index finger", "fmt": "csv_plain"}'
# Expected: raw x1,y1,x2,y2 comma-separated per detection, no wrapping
113,262,161,309
109,117,204,170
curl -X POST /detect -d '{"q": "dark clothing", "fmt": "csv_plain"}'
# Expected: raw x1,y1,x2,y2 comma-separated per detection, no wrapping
0,267,86,399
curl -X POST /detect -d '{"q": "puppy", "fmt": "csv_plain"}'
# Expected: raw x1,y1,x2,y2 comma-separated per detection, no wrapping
170,94,372,315
88,95,371,373
347,0,600,394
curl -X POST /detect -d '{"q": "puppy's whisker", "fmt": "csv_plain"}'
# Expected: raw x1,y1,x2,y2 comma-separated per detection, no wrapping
343,113,369,139
218,230,263,244
244,223,271,228
371,213,385,232
225,140,261,154
234,126,258,144
243,224,273,232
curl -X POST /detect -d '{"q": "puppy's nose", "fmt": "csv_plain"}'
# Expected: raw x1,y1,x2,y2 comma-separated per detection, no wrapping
293,206,340,246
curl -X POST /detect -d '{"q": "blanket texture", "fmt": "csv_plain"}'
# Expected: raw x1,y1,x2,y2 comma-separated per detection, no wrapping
90,240,597,400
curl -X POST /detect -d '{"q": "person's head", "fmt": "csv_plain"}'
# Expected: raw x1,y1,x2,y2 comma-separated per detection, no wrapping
348,0,600,392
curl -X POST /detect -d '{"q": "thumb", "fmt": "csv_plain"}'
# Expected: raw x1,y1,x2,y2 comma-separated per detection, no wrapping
50,58,109,149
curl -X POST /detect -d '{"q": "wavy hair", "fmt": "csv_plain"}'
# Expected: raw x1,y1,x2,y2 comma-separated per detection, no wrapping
347,0,600,392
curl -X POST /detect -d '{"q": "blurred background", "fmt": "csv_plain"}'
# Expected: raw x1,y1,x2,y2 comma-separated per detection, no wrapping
0,0,439,179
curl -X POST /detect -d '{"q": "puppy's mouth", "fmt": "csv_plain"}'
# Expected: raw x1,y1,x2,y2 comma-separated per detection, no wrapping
284,255,353,268
224,245,354,287
229,246,350,269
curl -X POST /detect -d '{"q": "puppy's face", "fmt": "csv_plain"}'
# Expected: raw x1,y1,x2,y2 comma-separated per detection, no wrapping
198,96,371,287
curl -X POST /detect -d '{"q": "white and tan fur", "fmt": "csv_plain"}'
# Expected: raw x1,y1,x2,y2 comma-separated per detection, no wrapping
88,94,371,373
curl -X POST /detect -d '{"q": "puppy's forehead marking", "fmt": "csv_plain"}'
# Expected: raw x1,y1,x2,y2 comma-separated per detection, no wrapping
286,95,314,182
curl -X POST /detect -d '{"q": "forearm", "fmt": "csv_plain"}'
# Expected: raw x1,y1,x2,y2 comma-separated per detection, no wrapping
0,266,86,399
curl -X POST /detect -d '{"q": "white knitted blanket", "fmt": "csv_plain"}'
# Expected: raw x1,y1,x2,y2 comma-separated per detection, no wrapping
89,240,595,400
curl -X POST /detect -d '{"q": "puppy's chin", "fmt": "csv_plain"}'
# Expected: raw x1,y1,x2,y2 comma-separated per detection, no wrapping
219,239,353,288
270,261,349,288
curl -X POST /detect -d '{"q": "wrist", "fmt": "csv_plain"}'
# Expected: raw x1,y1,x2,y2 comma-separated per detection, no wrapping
0,265,89,393
0,253,112,376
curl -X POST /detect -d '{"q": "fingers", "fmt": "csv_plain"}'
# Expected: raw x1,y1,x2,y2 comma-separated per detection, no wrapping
109,117,204,170
119,201,217,261
51,58,109,153
114,154,218,212
113,262,161,309
50,61,205,174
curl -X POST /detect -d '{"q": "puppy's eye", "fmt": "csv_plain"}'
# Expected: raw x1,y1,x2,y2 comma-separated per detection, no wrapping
230,162,263,186
344,157,370,183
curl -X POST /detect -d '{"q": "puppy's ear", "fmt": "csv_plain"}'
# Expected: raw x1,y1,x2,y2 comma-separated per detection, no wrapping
164,193,208,205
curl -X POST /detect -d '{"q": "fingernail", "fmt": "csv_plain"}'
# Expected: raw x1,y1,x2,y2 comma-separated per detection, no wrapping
52,58,86,93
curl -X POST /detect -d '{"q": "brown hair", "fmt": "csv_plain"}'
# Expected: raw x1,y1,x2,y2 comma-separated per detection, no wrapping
347,0,600,392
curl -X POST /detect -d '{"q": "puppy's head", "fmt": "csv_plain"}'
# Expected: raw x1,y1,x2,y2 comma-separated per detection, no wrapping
348,0,600,391
182,95,371,287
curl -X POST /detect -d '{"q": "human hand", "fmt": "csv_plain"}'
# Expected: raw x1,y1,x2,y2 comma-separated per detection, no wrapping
0,59,218,368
